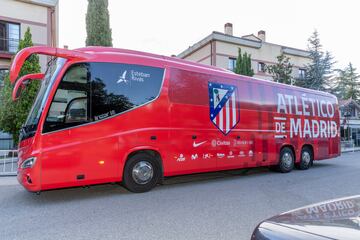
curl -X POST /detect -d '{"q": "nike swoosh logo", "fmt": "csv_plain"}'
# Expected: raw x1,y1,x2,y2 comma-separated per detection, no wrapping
193,140,207,148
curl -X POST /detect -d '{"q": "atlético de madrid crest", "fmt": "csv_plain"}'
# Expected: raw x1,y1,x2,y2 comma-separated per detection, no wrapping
208,82,239,135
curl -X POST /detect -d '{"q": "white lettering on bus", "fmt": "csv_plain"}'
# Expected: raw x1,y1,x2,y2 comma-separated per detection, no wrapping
275,93,338,139
327,102,335,118
331,121,337,137
312,120,320,138
294,96,302,115
320,100,327,118
320,120,327,138
290,118,302,138
303,119,311,138
277,93,287,114
284,94,293,114
302,96,310,116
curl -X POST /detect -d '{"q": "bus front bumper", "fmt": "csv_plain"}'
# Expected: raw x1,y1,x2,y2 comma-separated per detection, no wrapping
17,168,40,192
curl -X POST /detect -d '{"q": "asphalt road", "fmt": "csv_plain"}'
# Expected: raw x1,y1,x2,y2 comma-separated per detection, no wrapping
1,152,360,240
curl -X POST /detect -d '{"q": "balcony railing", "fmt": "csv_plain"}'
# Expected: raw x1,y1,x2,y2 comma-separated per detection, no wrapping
340,116,360,120
0,150,18,176
0,37,19,54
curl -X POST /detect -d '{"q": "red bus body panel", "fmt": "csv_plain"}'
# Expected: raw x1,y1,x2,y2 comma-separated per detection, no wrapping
12,73,45,101
13,47,340,192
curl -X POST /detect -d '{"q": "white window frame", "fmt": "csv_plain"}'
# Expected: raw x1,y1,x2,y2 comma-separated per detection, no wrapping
258,62,266,72
228,58,236,71
298,68,306,79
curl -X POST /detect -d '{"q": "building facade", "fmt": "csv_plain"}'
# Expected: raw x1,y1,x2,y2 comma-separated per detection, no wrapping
0,131,13,150
0,0,59,86
339,98,360,150
0,0,58,149
177,23,311,82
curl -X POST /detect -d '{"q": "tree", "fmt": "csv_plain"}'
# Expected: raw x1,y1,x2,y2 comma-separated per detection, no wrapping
234,48,254,76
345,63,360,100
0,70,7,87
266,53,293,84
0,28,41,144
296,30,334,90
331,70,346,99
334,63,360,101
86,0,112,47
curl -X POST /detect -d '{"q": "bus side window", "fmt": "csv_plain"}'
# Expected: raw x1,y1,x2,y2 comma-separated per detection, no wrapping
89,63,164,121
43,64,90,133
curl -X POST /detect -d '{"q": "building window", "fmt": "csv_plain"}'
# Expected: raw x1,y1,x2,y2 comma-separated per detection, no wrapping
258,62,266,72
0,21,20,53
228,58,236,71
340,105,356,118
0,69,9,87
299,68,306,79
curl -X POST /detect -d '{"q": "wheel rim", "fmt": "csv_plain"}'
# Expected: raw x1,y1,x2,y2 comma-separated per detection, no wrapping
282,152,293,169
302,151,311,165
132,161,154,185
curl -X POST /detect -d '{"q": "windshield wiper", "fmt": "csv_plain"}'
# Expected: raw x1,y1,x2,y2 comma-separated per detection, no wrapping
20,125,27,136
19,124,37,141
47,57,57,67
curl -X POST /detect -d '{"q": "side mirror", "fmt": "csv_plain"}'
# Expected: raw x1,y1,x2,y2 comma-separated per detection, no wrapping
12,73,45,101
64,97,88,123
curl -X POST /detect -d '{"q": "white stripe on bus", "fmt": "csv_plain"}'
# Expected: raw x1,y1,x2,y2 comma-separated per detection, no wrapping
219,108,223,131
226,98,230,133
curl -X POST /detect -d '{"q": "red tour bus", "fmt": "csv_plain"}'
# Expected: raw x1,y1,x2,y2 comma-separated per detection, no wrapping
10,46,340,193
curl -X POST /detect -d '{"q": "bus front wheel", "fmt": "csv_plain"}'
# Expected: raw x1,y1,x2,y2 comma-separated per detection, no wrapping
122,153,161,193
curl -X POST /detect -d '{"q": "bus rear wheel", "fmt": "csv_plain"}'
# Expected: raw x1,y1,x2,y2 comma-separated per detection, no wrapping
277,147,295,173
123,153,161,193
296,146,313,170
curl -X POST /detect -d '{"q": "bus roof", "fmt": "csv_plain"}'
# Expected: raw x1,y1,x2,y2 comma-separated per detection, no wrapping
74,47,336,99
9,46,336,100
75,46,231,74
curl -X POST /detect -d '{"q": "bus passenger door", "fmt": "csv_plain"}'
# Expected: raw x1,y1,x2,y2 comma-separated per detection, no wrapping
40,63,119,188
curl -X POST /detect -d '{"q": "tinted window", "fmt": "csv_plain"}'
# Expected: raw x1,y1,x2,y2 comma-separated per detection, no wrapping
90,63,164,121
43,63,90,133
43,62,164,133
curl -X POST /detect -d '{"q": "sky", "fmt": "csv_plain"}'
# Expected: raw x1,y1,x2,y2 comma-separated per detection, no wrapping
59,0,360,70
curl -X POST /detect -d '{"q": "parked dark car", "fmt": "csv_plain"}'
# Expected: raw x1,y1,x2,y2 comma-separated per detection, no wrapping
252,195,360,240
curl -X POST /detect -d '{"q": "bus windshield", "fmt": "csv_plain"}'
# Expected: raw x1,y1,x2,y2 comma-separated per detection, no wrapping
20,58,66,141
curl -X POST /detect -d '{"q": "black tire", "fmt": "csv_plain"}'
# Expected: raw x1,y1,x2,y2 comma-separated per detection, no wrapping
278,147,295,173
296,146,313,170
122,153,161,193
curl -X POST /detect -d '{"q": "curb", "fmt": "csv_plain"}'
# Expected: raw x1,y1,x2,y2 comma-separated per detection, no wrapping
342,149,360,153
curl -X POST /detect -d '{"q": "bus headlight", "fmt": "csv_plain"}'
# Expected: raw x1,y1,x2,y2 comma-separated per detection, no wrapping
21,157,37,169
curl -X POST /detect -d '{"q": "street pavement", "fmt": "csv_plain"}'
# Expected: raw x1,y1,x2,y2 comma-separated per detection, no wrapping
1,152,360,240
